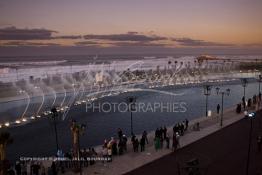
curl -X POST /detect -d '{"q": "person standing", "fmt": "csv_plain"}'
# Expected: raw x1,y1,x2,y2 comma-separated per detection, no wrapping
21,162,27,175
142,130,149,144
172,132,180,151
172,134,177,151
166,133,170,149
160,136,163,149
51,162,57,175
40,163,46,175
131,134,136,152
242,96,246,109
122,135,128,152
118,139,124,155
117,128,123,140
163,126,167,139
102,146,108,163
108,147,112,162
217,104,220,115
159,127,164,139
185,119,189,131
15,161,21,175
140,137,145,152
134,139,139,152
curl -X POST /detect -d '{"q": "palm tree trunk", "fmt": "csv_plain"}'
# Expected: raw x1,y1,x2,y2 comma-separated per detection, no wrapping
0,144,6,160
0,144,5,175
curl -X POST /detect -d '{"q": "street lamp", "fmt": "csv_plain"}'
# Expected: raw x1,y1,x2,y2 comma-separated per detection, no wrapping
241,78,248,109
216,87,230,127
246,112,255,175
51,107,59,152
203,85,212,117
258,74,262,94
127,96,136,135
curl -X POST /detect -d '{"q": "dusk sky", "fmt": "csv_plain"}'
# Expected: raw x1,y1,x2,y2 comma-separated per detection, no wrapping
0,0,262,55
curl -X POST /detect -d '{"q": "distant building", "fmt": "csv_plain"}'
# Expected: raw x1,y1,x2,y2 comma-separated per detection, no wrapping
196,55,219,64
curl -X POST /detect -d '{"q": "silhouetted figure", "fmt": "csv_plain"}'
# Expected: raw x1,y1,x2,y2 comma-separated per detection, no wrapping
142,131,149,144
122,135,128,152
102,146,108,163
15,161,21,175
180,123,184,136
217,104,220,115
236,103,241,113
166,134,170,149
131,134,136,152
155,128,160,138
163,126,167,139
51,161,57,175
173,124,178,135
117,128,123,139
172,133,179,151
185,119,189,131
248,98,252,108
159,127,164,139
242,96,246,109
118,139,124,155
160,136,164,149
253,95,257,105
140,137,145,152
112,141,118,155
31,162,40,175
134,139,139,152
154,137,160,151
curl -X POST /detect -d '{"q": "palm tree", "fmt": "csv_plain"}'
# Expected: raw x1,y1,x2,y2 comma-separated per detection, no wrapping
0,132,13,175
0,132,13,161
168,60,172,68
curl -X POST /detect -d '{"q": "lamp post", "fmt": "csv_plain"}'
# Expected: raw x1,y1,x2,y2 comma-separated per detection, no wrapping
246,112,255,175
258,74,262,94
127,96,136,135
216,87,230,127
241,78,248,109
71,120,86,175
203,85,212,117
51,107,59,152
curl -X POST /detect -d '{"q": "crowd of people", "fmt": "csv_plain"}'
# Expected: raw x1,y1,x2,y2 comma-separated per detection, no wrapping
4,119,191,175
236,93,261,114
5,160,57,175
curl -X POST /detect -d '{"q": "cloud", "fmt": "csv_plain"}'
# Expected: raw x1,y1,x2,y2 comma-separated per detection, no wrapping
172,38,234,47
111,41,168,47
3,41,60,46
83,32,167,42
0,26,83,40
75,40,169,47
0,26,57,40
74,41,100,46
53,35,82,39
243,43,262,47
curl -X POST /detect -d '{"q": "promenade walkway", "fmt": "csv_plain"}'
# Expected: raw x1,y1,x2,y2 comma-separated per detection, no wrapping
65,105,253,175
